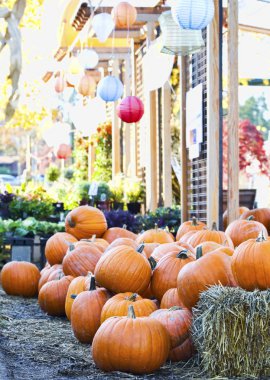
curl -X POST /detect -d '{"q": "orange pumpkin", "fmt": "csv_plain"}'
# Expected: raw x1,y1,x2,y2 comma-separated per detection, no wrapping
160,288,186,309
38,264,63,291
101,292,157,323
89,236,109,251
151,242,194,262
111,2,137,28
136,224,174,244
187,223,234,249
92,305,170,374
65,206,107,239
94,245,152,294
62,244,102,277
225,217,268,247
168,337,195,362
1,261,40,297
195,241,222,259
65,273,92,320
223,206,249,229
102,226,137,243
176,217,206,241
45,232,77,265
179,230,197,244
143,243,160,258
210,246,234,257
239,208,270,233
105,237,138,252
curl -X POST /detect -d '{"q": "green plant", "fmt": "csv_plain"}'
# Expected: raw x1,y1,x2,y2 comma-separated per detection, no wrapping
64,168,74,180
91,122,112,182
109,174,124,202
45,165,61,182
125,177,144,203
9,197,54,221
93,182,111,203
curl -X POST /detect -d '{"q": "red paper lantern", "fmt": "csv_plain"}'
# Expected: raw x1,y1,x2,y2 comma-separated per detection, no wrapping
57,144,72,160
117,96,144,123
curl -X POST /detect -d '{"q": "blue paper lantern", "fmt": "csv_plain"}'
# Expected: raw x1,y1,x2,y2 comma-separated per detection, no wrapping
97,76,124,102
171,0,214,30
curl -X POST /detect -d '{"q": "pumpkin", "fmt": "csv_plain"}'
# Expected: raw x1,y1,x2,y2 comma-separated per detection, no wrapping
225,217,268,247
140,283,155,299
94,245,152,294
160,288,186,309
179,230,197,243
151,242,195,262
65,273,92,320
151,250,195,301
105,237,138,252
168,337,195,362
62,243,102,277
1,261,40,297
150,307,192,348
92,305,170,374
45,232,77,265
90,235,109,251
176,217,206,241
38,274,73,316
71,276,110,343
102,226,137,243
65,206,107,239
136,224,175,244
187,222,234,248
195,241,222,259
239,208,270,233
203,246,234,257
223,206,249,229
101,292,157,323
38,264,62,291
143,243,160,258
73,240,103,253
177,251,235,309
231,232,270,290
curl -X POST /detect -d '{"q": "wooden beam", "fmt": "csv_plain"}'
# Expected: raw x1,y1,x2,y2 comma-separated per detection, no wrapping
227,0,239,223
112,59,121,177
180,57,188,222
207,0,220,227
162,82,172,207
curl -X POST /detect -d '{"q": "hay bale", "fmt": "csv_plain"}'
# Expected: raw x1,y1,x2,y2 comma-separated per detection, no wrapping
192,286,270,378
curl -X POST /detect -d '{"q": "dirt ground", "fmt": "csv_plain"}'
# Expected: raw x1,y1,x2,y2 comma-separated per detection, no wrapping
0,288,204,380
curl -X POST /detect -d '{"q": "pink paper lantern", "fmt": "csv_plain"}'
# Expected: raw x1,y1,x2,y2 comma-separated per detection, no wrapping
117,96,144,123
57,144,72,160
55,75,66,93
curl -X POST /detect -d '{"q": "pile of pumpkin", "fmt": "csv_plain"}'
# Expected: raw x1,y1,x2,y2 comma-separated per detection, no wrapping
1,205,270,375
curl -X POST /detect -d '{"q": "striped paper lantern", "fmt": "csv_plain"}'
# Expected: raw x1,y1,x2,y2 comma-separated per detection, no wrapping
171,0,214,30
117,96,144,124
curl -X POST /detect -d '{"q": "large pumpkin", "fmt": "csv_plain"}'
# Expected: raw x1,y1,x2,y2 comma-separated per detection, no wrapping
151,250,195,301
150,307,192,348
94,245,152,294
101,292,157,323
168,337,195,362
1,261,40,297
195,241,222,259
231,233,270,290
45,232,77,265
102,226,137,243
38,264,62,291
92,305,170,374
62,244,102,277
71,276,110,343
187,222,234,248
136,224,174,244
65,206,107,239
151,242,195,262
38,274,73,316
223,206,249,229
177,252,235,309
239,208,270,233
176,217,206,241
65,273,92,320
160,288,186,309
225,217,268,247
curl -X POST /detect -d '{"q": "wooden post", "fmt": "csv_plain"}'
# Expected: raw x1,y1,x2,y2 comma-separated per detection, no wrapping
207,0,220,227
124,56,131,176
112,59,121,177
130,39,137,178
180,57,188,222
162,82,172,207
145,22,157,211
227,0,239,223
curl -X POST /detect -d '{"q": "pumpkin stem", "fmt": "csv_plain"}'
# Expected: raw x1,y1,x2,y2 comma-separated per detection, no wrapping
165,226,170,233
196,246,203,259
247,216,255,221
148,256,157,270
177,250,189,259
70,294,77,299
256,231,267,242
67,215,76,228
123,224,127,230
212,222,218,231
91,234,96,242
58,271,64,280
69,243,76,252
126,293,138,302
136,244,145,254
89,276,96,291
154,223,158,232
127,305,136,319
191,217,199,226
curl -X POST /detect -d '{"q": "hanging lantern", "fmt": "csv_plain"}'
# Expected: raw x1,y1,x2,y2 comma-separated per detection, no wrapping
158,11,205,56
76,73,96,97
92,13,115,43
97,76,124,102
54,73,66,93
43,122,71,148
56,144,72,160
78,49,99,69
117,96,144,124
171,0,214,30
66,56,83,87
142,36,174,91
111,2,137,29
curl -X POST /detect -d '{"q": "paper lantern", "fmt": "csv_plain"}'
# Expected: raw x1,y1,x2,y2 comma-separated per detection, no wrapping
171,0,214,30
117,96,144,124
66,56,83,87
111,2,137,28
142,37,174,91
43,122,71,148
56,144,72,160
159,11,205,56
76,73,96,97
92,13,114,43
78,49,99,69
97,76,124,102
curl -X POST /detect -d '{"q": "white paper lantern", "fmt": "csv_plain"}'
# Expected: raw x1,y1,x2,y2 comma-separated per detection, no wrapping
43,122,71,148
142,37,174,91
92,13,115,43
171,0,214,30
78,49,99,69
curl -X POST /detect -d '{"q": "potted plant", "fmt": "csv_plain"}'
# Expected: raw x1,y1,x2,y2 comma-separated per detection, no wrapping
108,174,125,210
94,182,111,211
0,191,15,219
125,177,145,214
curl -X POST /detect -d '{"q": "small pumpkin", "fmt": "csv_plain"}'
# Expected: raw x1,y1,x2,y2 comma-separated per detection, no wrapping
1,261,40,297
65,205,107,239
102,226,137,243
71,276,110,343
151,242,195,262
168,337,195,362
176,217,206,241
150,307,192,348
225,217,268,247
101,292,157,323
223,206,249,229
136,224,175,244
45,232,77,265
179,230,197,244
92,305,170,374
105,237,138,253
201,246,234,258
195,241,222,259
160,288,186,309
38,264,62,291
239,208,270,233
187,222,234,248
65,273,92,320
143,243,160,258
